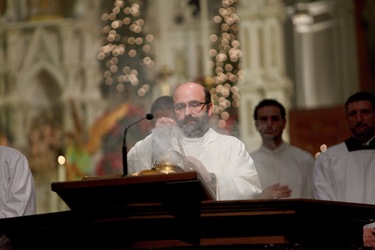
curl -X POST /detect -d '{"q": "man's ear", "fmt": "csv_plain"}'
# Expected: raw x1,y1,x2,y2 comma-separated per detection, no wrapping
255,121,260,131
207,103,213,116
283,119,287,129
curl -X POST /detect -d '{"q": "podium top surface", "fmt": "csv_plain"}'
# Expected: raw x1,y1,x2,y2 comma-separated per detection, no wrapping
51,171,214,210
52,171,200,189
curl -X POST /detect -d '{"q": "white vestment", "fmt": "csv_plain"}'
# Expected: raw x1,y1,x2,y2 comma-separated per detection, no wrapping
128,128,261,201
313,142,375,204
0,146,36,218
250,142,315,198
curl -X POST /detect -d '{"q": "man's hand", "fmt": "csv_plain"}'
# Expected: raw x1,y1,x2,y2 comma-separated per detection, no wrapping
363,227,375,249
183,156,212,184
151,117,178,161
183,156,217,200
155,117,176,128
256,183,292,199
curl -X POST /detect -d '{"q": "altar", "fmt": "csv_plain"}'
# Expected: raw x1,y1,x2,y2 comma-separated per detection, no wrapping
0,172,372,249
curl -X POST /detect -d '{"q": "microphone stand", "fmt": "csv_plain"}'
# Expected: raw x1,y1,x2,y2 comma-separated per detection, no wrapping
122,113,153,176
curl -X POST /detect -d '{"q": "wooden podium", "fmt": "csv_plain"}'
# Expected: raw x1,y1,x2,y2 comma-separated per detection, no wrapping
51,171,214,210
0,172,374,249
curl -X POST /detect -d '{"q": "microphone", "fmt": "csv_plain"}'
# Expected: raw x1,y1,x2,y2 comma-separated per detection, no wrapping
122,113,153,176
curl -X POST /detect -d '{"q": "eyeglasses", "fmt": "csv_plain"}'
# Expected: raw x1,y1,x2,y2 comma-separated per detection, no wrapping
174,100,209,113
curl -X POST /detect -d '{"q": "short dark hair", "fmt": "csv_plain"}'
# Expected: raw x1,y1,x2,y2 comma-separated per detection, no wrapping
253,99,286,120
204,88,211,104
151,96,174,114
345,91,375,111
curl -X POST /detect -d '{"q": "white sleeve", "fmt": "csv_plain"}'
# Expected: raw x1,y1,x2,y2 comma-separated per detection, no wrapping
313,153,337,201
127,135,154,174
1,149,36,218
216,140,262,200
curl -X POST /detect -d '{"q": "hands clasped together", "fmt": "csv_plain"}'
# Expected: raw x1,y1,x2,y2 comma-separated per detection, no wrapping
257,183,292,199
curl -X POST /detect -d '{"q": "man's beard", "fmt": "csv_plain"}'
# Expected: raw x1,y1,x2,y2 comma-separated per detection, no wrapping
352,124,373,141
177,114,210,138
257,124,276,140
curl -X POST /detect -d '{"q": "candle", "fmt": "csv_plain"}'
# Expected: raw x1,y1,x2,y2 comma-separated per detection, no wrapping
57,155,66,182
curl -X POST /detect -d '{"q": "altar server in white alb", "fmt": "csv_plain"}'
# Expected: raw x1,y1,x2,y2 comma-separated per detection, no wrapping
0,145,36,218
0,145,36,248
250,99,315,199
313,91,375,203
128,82,262,201
312,92,375,248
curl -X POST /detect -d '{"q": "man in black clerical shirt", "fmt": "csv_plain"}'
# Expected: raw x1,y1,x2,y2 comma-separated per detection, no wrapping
312,91,375,248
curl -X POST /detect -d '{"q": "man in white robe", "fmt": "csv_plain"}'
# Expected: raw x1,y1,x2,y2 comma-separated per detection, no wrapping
250,99,314,199
0,145,36,249
128,82,261,201
312,91,375,248
314,146,375,204
0,146,36,218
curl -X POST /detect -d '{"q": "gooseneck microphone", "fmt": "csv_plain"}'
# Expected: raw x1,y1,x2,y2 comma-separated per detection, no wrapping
122,113,153,176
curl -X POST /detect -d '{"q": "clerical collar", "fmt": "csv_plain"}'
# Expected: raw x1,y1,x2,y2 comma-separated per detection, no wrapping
363,136,375,146
345,136,375,151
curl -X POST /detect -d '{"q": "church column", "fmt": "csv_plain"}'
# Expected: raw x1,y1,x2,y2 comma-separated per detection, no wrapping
59,26,79,134
81,26,103,129
294,30,316,107
156,0,170,68
288,0,358,107
237,0,292,152
5,28,26,147
200,0,210,77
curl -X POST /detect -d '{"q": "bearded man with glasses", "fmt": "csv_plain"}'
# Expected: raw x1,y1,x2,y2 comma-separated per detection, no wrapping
128,82,261,201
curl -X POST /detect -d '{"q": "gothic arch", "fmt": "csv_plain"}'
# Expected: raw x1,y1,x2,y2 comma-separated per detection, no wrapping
9,61,64,148
18,59,65,99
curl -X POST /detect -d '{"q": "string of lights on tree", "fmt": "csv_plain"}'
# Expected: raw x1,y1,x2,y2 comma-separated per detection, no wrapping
97,0,242,131
207,0,242,129
97,0,154,98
